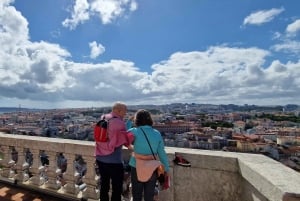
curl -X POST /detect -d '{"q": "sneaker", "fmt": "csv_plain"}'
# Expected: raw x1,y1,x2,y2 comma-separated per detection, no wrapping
173,154,191,167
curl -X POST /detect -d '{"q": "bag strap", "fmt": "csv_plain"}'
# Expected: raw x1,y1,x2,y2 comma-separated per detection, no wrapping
140,127,156,160
102,115,117,121
107,116,117,134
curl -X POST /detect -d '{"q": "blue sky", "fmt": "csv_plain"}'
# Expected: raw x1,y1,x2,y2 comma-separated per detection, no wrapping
1,0,300,109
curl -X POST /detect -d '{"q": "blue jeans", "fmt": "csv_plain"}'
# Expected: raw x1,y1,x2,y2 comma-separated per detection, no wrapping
97,161,124,201
131,167,157,201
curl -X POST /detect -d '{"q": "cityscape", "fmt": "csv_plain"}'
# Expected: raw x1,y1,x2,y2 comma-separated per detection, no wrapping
1,1,300,200
1,103,300,173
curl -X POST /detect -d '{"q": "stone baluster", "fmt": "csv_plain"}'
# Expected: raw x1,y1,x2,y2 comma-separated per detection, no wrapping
23,149,33,182
82,156,99,200
56,153,66,190
9,147,18,179
0,145,12,179
29,149,43,186
62,153,77,196
44,151,60,190
14,147,25,183
73,155,86,196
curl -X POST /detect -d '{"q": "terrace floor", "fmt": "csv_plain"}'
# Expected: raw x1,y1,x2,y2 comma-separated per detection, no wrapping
0,182,67,201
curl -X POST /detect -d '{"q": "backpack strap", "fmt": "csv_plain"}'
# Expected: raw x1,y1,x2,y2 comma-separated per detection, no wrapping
106,116,118,134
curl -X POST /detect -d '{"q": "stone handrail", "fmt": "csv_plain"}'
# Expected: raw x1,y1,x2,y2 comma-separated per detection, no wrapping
0,133,300,201
0,133,104,200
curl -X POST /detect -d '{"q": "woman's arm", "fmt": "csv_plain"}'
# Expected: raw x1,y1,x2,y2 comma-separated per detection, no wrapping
157,135,170,172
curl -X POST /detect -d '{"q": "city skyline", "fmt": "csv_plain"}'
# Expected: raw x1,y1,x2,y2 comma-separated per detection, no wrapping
1,0,300,109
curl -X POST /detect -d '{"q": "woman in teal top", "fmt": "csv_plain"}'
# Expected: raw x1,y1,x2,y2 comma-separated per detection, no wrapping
128,109,169,201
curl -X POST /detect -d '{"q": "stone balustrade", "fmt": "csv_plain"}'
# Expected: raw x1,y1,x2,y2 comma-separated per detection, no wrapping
0,133,300,201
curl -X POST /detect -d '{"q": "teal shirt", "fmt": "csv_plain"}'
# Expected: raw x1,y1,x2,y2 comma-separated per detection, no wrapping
126,119,133,130
128,125,169,172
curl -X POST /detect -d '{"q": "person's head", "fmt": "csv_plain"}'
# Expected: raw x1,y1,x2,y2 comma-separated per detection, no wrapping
112,101,127,118
134,109,153,127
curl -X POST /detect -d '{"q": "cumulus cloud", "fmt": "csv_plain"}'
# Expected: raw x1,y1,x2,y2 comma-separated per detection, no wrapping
0,1,29,48
90,0,138,24
62,0,138,30
89,41,105,59
286,19,300,36
1,1,300,108
62,0,90,30
243,7,284,26
136,47,270,100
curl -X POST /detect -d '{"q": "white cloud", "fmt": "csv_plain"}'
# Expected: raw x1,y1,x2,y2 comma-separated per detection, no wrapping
137,47,270,98
271,40,300,54
129,0,138,11
50,29,61,38
1,1,300,108
62,0,138,30
0,1,29,48
89,41,105,59
90,0,137,24
62,0,90,30
270,20,300,53
0,0,13,7
2,37,300,108
272,32,282,40
243,7,284,26
286,19,300,36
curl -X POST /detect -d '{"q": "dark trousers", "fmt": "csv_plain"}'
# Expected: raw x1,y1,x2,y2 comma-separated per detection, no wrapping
131,167,157,201
97,160,124,201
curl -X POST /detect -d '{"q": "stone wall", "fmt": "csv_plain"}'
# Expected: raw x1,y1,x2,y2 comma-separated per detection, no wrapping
163,147,300,201
0,133,300,201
